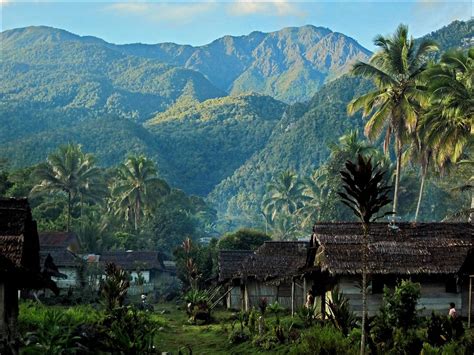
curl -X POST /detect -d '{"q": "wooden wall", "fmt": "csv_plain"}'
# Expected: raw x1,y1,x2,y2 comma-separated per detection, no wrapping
337,276,465,317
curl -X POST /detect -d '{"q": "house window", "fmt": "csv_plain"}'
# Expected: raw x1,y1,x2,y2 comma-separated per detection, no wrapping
445,277,458,293
371,278,385,294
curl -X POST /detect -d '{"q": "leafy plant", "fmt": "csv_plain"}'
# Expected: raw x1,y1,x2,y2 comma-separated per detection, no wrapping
338,153,392,354
100,262,130,312
291,325,358,355
326,286,358,335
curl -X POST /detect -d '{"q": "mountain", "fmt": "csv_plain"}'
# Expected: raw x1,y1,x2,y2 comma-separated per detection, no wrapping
146,94,287,195
0,20,471,225
207,76,372,227
0,26,225,122
418,19,473,52
205,19,474,228
117,25,372,103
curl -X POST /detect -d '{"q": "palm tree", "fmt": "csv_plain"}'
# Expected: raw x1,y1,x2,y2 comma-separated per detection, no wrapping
262,170,307,223
31,144,103,231
111,155,169,230
338,154,393,355
347,24,438,218
402,133,433,221
421,48,473,167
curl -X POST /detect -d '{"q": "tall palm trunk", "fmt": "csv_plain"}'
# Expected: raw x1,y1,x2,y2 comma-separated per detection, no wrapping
392,139,402,219
67,191,71,232
414,167,427,222
360,223,368,355
134,198,140,231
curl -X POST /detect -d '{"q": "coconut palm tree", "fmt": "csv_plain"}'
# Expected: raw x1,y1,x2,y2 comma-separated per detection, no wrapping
402,133,433,221
262,170,307,223
421,48,473,167
338,154,393,355
31,144,104,231
347,24,438,218
111,155,169,230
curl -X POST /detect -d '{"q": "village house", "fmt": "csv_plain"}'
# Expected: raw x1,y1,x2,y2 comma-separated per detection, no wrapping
220,222,473,322
39,231,81,289
0,198,52,349
218,250,253,309
220,242,308,312
98,251,171,296
309,222,474,318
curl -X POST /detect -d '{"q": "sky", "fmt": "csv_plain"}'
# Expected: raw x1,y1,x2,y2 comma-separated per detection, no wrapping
0,1,472,50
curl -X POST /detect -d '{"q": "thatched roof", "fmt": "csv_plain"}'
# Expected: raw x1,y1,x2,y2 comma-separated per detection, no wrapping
218,250,254,282
39,232,80,252
312,222,473,275
40,249,80,268
237,241,308,283
0,198,40,275
99,251,164,271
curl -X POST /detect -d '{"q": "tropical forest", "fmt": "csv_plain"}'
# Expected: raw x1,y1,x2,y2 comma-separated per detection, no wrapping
0,2,472,354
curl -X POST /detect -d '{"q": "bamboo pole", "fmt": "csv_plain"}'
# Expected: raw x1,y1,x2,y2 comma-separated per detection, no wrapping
291,280,295,317
468,275,472,328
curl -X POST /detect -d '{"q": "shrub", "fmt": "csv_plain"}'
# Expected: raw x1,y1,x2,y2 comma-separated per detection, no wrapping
21,308,83,354
383,279,421,330
390,327,424,355
101,306,159,353
326,286,358,335
228,330,249,344
296,305,320,328
100,262,130,312
291,325,358,355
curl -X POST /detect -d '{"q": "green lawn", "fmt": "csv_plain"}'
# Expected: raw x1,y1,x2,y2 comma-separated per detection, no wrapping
154,303,292,354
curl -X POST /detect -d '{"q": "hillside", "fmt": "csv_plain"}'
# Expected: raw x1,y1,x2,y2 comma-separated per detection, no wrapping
207,76,372,227
146,94,287,195
205,19,473,228
118,25,372,103
0,20,471,222
0,26,225,122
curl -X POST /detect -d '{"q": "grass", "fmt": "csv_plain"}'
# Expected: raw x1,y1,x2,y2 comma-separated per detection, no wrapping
154,302,293,354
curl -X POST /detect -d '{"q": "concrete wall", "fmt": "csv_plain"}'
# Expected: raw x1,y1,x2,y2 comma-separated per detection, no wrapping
52,267,79,288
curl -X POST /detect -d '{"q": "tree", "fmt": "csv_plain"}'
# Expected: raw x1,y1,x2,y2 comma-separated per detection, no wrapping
338,154,392,355
111,155,169,230
31,144,104,231
421,48,473,167
262,170,307,223
217,228,270,250
402,133,433,221
348,24,438,218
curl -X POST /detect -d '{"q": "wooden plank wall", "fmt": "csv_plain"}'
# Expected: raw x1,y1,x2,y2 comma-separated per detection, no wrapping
338,277,464,317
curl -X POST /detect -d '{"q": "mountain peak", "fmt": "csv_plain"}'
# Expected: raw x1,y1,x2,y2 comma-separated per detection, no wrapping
1,25,106,49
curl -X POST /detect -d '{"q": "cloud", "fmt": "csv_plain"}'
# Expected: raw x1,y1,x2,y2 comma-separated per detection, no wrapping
229,0,307,18
107,2,218,24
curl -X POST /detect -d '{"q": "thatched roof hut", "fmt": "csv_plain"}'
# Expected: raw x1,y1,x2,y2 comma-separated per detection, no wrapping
237,241,308,284
218,250,254,283
311,222,474,276
99,251,165,271
0,198,41,284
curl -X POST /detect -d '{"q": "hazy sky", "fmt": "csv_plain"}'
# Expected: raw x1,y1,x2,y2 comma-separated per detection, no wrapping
1,1,472,50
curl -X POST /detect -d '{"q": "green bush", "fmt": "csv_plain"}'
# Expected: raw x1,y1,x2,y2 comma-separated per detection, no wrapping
291,325,358,355
326,286,357,335
383,279,421,330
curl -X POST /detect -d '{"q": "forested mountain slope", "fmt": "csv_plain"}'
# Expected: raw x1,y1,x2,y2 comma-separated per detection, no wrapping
146,94,287,195
207,76,372,227
0,26,225,122
117,25,371,103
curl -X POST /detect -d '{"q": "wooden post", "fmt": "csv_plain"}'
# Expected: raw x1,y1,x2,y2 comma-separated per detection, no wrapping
303,277,307,306
291,280,295,317
468,275,473,329
244,283,249,311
